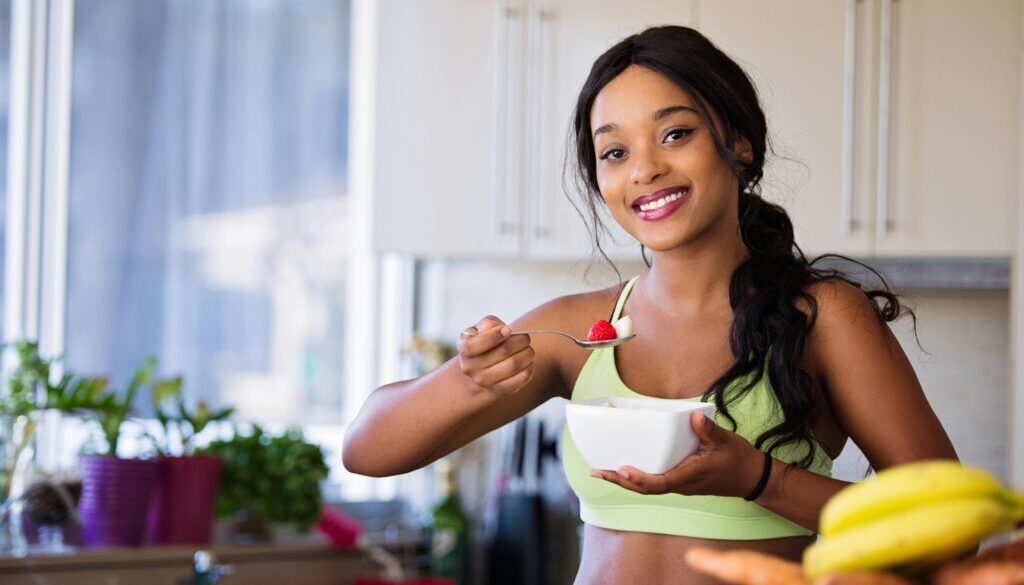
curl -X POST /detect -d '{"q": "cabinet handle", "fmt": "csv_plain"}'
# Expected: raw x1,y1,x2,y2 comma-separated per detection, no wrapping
876,0,894,239
494,5,522,237
841,0,858,236
527,5,553,240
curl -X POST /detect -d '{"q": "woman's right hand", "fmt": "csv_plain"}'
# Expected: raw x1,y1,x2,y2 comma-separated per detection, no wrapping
457,316,536,394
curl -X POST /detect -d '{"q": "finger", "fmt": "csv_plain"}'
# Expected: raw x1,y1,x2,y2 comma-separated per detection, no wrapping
459,322,513,358
472,345,535,388
691,411,723,444
615,466,669,495
489,363,536,395
590,469,651,494
466,334,531,368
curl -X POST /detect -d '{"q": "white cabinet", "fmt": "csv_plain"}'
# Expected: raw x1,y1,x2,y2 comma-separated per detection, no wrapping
698,0,871,257
372,0,522,259
877,0,1019,256
372,0,1020,260
525,0,694,261
698,0,1020,257
371,0,694,261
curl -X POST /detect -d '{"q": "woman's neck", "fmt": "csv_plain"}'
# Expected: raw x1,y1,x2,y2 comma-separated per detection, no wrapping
644,235,749,316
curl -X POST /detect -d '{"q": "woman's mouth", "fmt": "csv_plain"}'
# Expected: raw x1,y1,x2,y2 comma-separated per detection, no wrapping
631,187,691,221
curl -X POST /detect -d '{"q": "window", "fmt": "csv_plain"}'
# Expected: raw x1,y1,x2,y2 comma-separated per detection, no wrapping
64,0,352,427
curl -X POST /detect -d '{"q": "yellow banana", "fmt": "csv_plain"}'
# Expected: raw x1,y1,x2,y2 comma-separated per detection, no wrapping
820,460,1005,537
804,496,1008,579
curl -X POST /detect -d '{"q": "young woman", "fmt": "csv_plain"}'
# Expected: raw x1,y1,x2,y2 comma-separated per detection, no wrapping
343,26,957,585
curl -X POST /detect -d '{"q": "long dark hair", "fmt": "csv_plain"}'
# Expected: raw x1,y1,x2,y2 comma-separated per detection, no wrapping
568,25,912,468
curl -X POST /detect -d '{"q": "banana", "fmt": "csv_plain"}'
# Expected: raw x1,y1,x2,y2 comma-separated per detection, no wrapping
819,460,1006,537
804,496,1008,579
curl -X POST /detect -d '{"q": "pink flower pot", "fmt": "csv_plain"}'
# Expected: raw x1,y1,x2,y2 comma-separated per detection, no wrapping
145,455,223,545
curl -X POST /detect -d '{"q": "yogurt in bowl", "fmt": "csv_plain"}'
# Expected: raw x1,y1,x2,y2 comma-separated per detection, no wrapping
566,395,716,474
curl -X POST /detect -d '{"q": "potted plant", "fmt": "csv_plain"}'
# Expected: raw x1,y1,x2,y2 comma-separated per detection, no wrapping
76,356,169,547
0,340,103,555
200,426,328,542
143,378,233,545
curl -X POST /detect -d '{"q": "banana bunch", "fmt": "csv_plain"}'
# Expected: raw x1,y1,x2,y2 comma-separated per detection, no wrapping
804,460,1024,579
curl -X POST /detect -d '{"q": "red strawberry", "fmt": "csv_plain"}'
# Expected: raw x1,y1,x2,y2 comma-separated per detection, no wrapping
587,320,617,342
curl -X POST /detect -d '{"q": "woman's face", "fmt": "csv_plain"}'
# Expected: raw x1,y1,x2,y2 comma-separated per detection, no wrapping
590,65,750,253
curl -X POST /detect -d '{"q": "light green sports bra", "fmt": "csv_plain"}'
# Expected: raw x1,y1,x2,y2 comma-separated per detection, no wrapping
561,275,833,540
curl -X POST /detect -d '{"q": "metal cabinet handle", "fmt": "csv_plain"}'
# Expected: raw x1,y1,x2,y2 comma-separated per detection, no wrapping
876,0,894,238
527,5,553,241
841,0,859,236
494,5,523,237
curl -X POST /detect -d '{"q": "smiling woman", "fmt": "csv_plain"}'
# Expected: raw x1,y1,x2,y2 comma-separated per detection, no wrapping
343,25,957,585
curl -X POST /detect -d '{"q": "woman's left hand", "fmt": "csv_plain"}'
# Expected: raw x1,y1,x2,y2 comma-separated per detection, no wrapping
590,411,768,499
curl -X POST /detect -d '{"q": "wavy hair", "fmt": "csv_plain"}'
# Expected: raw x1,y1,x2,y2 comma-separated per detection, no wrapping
567,26,912,467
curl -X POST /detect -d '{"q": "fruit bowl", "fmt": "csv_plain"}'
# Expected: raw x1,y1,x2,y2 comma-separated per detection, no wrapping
566,395,715,474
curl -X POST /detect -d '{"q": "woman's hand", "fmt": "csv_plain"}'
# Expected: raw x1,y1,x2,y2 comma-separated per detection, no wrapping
456,316,536,395
591,411,768,499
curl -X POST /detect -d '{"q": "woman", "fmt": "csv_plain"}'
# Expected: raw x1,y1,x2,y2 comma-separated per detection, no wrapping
343,26,956,585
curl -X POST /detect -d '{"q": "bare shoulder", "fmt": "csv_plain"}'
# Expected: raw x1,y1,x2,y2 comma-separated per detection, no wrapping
802,279,885,334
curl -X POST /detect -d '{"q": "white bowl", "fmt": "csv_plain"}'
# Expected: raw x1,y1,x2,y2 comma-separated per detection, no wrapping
566,396,716,474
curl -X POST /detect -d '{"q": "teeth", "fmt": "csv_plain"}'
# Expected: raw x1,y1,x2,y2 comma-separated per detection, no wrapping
638,190,686,212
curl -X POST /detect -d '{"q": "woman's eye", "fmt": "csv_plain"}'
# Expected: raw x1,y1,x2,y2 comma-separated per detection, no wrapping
599,148,625,161
664,128,694,143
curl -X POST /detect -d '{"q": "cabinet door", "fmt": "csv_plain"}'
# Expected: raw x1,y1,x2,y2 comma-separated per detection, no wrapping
698,0,872,257
876,0,1019,256
523,0,695,262
372,0,524,258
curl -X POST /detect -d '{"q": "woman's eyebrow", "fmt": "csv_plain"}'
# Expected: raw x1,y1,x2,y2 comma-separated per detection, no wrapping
593,104,700,138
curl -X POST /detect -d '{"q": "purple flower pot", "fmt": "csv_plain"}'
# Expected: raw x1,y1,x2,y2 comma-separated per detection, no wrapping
146,455,223,545
77,455,157,547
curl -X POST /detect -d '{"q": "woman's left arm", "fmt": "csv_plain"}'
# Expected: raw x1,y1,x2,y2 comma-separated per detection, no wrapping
593,281,958,533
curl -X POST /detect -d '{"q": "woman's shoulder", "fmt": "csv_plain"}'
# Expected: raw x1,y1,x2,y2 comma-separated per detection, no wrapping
802,278,882,328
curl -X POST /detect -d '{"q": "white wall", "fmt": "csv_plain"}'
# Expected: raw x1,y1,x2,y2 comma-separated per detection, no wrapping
422,259,1011,483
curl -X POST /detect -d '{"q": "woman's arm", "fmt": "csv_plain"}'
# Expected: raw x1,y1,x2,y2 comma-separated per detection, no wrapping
342,295,583,477
753,280,958,531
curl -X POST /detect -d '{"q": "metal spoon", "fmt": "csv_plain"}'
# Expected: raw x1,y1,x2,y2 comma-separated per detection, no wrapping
460,328,637,349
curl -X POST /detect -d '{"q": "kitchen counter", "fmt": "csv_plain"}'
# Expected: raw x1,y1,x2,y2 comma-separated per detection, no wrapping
0,540,381,585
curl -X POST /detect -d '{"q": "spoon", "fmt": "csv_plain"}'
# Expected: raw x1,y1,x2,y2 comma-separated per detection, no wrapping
460,328,637,349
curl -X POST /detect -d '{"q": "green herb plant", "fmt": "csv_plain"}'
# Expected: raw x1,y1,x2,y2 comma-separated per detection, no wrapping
145,377,234,456
200,426,329,532
1,340,108,501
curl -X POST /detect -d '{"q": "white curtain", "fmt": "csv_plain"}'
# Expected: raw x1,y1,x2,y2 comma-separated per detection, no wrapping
64,0,351,432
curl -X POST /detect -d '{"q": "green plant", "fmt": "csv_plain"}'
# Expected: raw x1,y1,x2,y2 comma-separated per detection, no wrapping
146,377,234,456
200,426,329,532
1,340,107,500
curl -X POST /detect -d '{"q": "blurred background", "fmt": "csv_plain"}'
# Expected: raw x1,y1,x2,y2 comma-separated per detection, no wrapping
0,0,1021,584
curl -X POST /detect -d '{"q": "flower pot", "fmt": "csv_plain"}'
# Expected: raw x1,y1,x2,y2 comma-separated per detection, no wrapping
146,454,222,545
77,455,157,547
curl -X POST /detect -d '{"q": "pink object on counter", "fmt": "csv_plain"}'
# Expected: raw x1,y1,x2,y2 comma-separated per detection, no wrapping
315,505,363,549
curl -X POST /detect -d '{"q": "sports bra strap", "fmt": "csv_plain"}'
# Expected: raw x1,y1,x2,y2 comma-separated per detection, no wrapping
611,276,640,321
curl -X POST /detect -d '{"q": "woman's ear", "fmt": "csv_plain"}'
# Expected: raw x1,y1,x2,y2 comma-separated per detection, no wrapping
734,137,753,164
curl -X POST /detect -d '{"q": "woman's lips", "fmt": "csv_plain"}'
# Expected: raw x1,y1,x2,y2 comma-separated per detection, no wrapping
632,188,690,221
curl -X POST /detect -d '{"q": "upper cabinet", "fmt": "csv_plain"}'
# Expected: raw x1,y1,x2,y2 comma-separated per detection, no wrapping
371,0,1020,260
877,0,1019,256
524,0,694,261
698,0,870,257
700,0,1019,257
372,0,694,261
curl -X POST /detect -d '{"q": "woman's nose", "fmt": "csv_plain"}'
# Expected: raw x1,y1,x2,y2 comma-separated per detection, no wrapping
630,149,668,185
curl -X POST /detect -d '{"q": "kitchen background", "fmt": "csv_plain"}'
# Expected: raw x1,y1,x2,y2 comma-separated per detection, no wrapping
0,0,1021,584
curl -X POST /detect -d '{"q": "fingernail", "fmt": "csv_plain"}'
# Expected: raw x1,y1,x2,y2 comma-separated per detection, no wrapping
501,326,511,337
617,469,630,479
590,471,602,479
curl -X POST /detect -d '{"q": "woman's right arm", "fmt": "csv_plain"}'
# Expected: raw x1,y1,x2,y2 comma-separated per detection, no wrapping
341,298,578,478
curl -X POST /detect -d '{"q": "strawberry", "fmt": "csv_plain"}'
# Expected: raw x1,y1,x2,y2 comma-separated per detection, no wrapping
587,319,618,342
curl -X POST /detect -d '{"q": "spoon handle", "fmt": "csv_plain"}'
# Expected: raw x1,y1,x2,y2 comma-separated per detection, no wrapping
508,329,581,342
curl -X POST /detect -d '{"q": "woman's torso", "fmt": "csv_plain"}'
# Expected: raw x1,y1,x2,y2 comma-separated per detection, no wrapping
550,275,846,585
